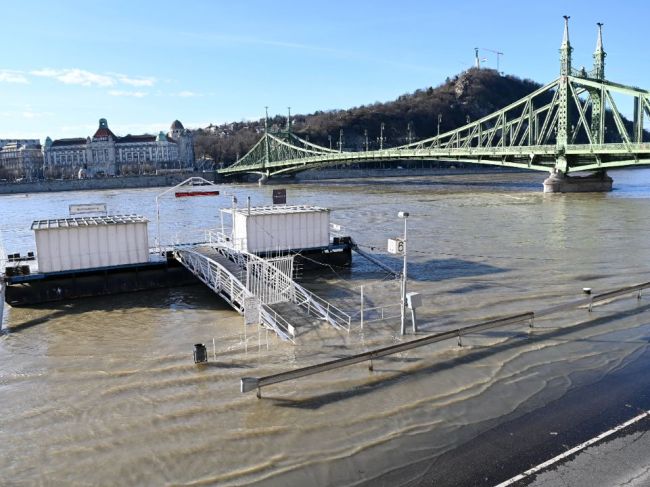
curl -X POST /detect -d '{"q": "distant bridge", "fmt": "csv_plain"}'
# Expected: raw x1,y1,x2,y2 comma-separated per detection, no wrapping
218,18,650,190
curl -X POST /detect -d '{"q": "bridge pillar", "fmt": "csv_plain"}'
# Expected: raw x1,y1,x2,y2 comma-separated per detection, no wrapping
543,169,613,193
258,173,268,186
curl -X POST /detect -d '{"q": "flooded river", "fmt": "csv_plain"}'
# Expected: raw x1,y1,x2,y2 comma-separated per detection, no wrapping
3,169,650,486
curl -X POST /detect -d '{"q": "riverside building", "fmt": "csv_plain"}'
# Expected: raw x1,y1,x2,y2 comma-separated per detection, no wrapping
0,139,43,181
43,119,194,178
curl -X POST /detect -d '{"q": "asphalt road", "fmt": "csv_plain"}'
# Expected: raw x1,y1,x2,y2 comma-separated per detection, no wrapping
413,344,650,487
520,417,650,487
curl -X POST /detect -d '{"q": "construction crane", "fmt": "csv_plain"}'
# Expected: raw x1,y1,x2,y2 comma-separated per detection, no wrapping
479,47,504,73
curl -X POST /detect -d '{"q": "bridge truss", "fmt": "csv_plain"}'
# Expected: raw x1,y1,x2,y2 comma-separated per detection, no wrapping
219,19,650,179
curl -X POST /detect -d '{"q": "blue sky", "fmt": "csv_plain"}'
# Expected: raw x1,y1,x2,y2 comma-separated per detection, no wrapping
1,0,648,141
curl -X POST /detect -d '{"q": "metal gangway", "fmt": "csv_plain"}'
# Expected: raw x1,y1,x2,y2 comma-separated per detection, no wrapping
173,232,352,342
174,246,296,342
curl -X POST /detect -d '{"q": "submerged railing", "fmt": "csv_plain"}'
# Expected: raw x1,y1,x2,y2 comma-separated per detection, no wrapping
241,280,650,397
174,248,295,342
205,230,352,332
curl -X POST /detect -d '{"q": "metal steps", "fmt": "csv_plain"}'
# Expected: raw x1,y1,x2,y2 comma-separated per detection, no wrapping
174,242,352,342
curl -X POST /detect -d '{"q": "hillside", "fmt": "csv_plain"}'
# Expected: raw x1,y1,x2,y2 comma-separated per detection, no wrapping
193,69,544,165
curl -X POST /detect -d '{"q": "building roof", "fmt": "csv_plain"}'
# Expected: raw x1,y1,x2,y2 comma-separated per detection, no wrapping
47,117,187,147
92,118,116,140
224,205,330,217
31,214,148,230
51,138,87,147
93,127,115,139
117,134,157,144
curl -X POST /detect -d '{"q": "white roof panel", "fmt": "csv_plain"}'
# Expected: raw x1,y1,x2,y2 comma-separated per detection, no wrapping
31,214,148,230
223,205,329,217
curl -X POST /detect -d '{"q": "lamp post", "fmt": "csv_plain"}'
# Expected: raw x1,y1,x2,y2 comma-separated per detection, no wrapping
398,211,409,335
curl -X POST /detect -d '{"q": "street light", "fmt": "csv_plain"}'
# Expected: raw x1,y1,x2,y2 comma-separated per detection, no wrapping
398,211,409,335
378,123,385,150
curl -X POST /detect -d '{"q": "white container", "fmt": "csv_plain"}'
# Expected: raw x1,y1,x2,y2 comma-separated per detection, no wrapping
230,205,330,253
31,215,149,273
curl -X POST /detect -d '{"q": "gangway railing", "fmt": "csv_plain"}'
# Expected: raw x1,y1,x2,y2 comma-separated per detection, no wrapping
241,280,650,397
174,248,294,342
205,230,352,332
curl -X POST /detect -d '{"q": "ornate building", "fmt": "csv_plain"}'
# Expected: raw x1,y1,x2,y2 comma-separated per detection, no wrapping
0,140,43,181
43,118,194,178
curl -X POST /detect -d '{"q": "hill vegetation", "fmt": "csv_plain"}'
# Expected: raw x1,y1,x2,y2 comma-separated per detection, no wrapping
192,69,545,165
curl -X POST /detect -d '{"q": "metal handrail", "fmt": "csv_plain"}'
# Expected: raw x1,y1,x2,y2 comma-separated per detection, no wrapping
174,248,294,342
352,303,403,327
205,230,352,331
241,280,650,396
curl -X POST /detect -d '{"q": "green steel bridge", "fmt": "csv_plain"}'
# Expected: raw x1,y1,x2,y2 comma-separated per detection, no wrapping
218,18,650,188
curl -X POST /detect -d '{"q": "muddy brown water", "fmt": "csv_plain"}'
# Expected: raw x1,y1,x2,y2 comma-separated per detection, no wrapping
3,170,650,486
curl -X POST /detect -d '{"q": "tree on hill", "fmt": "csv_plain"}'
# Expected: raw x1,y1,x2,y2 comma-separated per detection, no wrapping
193,68,638,166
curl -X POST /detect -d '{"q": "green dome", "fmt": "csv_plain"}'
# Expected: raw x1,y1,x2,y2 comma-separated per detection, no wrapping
156,131,167,142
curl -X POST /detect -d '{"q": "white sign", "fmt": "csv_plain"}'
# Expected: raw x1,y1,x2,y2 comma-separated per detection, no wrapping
406,292,422,309
387,238,404,255
331,223,342,232
244,296,261,325
69,203,107,216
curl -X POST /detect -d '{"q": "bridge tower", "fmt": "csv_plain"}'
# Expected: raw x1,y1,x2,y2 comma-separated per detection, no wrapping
556,15,573,172
263,107,270,171
286,107,292,134
590,23,606,144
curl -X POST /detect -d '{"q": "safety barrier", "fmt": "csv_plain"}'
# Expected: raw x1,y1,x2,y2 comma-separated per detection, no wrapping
241,280,650,397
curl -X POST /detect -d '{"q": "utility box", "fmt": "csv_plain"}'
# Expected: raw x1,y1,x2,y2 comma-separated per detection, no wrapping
387,238,405,254
31,215,149,273
406,292,422,309
227,205,330,253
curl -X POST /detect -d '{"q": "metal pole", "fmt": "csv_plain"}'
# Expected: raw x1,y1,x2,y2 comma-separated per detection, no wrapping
360,285,364,330
155,196,161,251
0,279,5,330
400,215,408,335
411,308,416,334
232,196,237,249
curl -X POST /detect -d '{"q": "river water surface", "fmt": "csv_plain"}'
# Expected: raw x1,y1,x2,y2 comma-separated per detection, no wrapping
3,170,650,486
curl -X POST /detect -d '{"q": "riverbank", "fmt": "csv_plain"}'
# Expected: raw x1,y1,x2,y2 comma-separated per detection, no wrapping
0,165,531,194
0,171,215,195
294,164,526,181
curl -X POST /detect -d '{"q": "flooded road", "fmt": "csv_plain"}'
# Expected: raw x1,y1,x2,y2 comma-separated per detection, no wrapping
2,169,650,486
